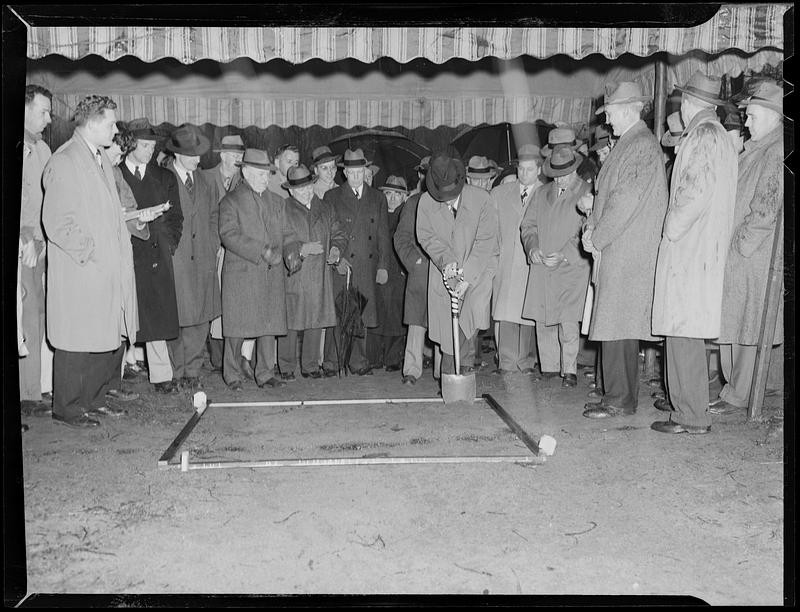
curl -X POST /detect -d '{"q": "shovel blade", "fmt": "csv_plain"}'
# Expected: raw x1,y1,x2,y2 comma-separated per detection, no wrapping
441,372,476,404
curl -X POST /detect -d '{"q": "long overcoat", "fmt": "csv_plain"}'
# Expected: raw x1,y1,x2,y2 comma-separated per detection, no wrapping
393,193,428,327
417,184,499,354
41,133,138,351
588,120,668,342
490,179,540,325
120,161,183,342
718,125,784,345
323,183,391,328
219,181,300,337
520,179,591,325
168,163,221,327
283,195,347,331
373,204,407,336
652,109,738,338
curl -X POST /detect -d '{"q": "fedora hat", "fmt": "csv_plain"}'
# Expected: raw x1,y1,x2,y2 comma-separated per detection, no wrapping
512,144,542,165
236,148,272,170
338,148,369,168
310,145,340,167
660,112,685,148
595,81,650,115
675,71,724,106
542,128,581,156
466,155,495,179
723,110,743,132
214,134,245,153
543,144,583,178
414,155,431,173
166,125,210,156
426,153,465,202
380,175,408,193
281,164,318,190
127,118,157,141
738,80,783,114
589,124,613,151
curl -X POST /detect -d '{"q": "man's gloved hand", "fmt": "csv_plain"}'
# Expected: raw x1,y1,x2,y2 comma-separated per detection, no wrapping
262,245,283,266
452,279,469,299
285,251,302,275
326,246,340,265
336,257,351,275
443,262,459,280
376,268,388,285
300,241,324,258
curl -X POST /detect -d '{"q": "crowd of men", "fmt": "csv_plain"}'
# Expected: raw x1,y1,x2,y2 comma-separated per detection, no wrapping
18,73,784,436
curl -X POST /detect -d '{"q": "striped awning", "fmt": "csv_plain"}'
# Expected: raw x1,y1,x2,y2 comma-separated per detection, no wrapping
25,4,788,64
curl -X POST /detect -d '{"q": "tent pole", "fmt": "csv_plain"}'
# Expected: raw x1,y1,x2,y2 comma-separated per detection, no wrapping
747,205,784,421
654,58,668,141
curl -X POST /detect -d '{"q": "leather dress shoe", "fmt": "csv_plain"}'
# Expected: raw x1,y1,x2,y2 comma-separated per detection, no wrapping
402,375,417,385
154,380,180,394
708,400,740,416
562,373,578,387
583,403,635,419
583,369,596,379
181,377,203,391
653,397,673,412
586,388,604,400
541,371,560,380
105,389,139,402
351,366,373,376
21,399,52,417
492,368,511,375
651,388,666,400
53,413,100,428
651,418,711,435
322,368,338,378
385,364,401,372
302,369,323,379
281,372,296,382
422,357,433,369
258,377,286,388
88,404,127,417
227,380,243,391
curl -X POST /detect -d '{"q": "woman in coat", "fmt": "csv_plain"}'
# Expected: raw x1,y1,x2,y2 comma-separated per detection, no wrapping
277,165,347,379
417,154,499,375
521,146,591,387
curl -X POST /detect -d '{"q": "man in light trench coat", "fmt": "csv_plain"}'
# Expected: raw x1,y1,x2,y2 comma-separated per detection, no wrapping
650,72,738,435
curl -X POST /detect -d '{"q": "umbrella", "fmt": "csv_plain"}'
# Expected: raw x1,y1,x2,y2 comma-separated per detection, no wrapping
332,267,368,377
450,121,553,167
328,129,431,189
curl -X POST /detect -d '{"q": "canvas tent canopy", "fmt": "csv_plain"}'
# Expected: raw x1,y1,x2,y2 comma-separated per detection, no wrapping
25,4,788,132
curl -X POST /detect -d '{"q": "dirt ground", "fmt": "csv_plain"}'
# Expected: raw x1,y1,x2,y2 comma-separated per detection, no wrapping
10,346,785,604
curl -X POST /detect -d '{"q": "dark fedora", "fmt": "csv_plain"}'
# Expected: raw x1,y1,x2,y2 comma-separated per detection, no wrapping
281,164,317,190
660,111,685,148
310,145,340,167
738,80,783,114
214,134,245,153
338,148,369,168
380,175,408,193
127,118,157,141
166,125,210,156
675,71,724,106
723,110,743,132
542,144,583,178
589,125,613,152
236,148,272,170
512,144,542,165
595,81,650,115
426,153,465,202
542,127,582,157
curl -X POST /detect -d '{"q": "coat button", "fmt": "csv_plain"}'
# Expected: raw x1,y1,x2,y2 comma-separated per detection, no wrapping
152,263,158,268
192,233,196,238
191,255,194,260
350,253,355,258
368,236,372,240
152,242,158,248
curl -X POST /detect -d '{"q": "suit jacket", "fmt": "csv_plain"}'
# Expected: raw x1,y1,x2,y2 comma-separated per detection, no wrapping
41,132,138,350
323,183,391,328
219,181,300,337
490,179,540,325
417,185,499,354
588,120,668,342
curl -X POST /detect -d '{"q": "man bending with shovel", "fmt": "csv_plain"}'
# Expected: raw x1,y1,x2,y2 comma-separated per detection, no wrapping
416,153,499,391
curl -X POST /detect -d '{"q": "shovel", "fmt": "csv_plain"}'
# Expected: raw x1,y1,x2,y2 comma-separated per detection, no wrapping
441,294,476,404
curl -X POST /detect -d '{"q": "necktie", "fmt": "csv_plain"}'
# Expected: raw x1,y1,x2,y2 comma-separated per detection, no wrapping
185,172,193,192
95,149,103,169
134,166,142,180
450,204,458,218
224,175,232,191
353,188,360,200
558,188,566,197
521,188,528,203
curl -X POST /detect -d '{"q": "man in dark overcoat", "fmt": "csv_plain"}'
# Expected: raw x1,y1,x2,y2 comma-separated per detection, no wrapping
165,125,221,390
393,163,430,385
119,119,183,394
321,148,391,376
219,149,301,390
277,165,347,379
366,176,409,372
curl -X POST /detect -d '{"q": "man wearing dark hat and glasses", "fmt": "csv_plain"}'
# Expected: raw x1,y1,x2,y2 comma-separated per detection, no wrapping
650,71,738,435
311,146,341,200
416,153,499,379
219,149,301,390
164,124,221,391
